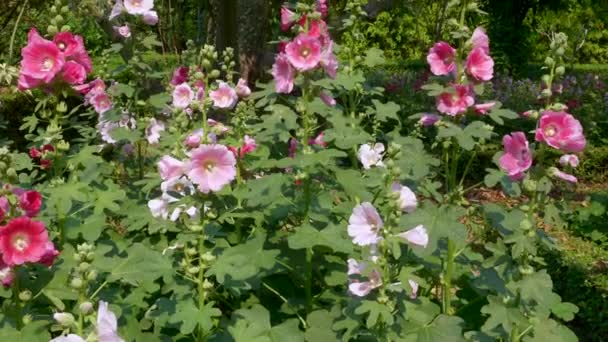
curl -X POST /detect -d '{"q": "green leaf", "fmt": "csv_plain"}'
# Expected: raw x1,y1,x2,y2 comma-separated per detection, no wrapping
113,83,135,98
287,223,353,254
169,300,221,335
306,310,339,342
149,93,171,109
403,314,465,342
227,305,304,342
364,47,386,67
480,295,528,337
421,83,446,96
551,302,578,322
488,108,518,125
523,318,577,342
371,99,400,122
93,180,127,215
354,300,395,328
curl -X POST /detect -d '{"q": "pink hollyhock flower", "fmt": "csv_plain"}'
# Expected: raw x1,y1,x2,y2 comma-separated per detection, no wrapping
347,258,382,297
184,130,203,148
473,102,495,115
236,78,251,98
309,132,327,148
19,190,42,217
143,11,159,25
0,217,49,266
499,132,532,181
305,19,329,42
471,27,490,53
559,154,579,168
272,53,295,94
285,33,322,71
550,167,577,184
280,7,298,32
170,66,189,86
289,138,298,158
17,74,42,90
97,301,124,342
320,44,338,78
29,147,41,159
20,30,65,83
0,197,9,223
146,118,165,144
358,143,385,169
124,0,153,15
158,155,184,181
436,85,474,116
521,110,538,119
207,119,229,135
427,42,456,76
91,92,112,114
109,0,124,20
114,25,131,38
419,113,441,126
320,91,336,106
210,82,238,109
172,83,194,109
62,61,87,85
0,261,14,287
347,202,383,246
466,47,494,81
39,241,59,267
241,135,257,156
186,144,237,193
535,111,586,153
148,197,169,219
50,334,85,342
391,183,417,213
397,225,429,248
408,279,419,299
278,41,288,53
316,0,328,18
53,32,83,57
85,78,107,96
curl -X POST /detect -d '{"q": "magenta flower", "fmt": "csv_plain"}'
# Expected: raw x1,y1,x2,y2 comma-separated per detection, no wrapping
241,135,257,155
172,83,194,109
391,183,417,213
158,155,184,181
280,7,298,32
436,85,474,116
19,190,42,217
210,82,238,109
309,132,327,148
316,0,328,18
0,217,50,266
170,66,189,86
186,144,237,193
124,0,153,15
471,27,490,53
39,241,59,267
473,102,496,115
419,113,441,126
499,132,532,181
348,202,383,246
289,138,297,158
20,29,65,84
347,258,382,297
236,78,251,98
535,111,586,153
559,154,579,168
396,225,428,248
427,42,456,76
90,92,112,114
320,91,336,106
62,61,87,85
0,197,9,223
272,53,295,94
143,10,159,25
285,33,322,71
466,47,494,81
550,167,577,184
53,32,91,73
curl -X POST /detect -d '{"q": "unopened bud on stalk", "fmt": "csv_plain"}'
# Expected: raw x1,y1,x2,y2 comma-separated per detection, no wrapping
54,312,75,327
209,70,220,79
541,89,552,98
19,290,32,302
70,278,84,289
555,66,565,75
80,302,94,314
544,57,555,67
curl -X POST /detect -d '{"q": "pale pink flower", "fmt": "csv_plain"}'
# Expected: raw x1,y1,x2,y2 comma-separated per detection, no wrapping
280,7,298,32
272,53,295,94
210,82,238,109
436,84,474,116
50,334,86,342
550,167,577,184
535,111,586,153
148,197,169,219
123,0,153,15
114,25,131,38
391,183,417,213
20,29,65,83
408,279,419,299
184,130,203,148
320,91,336,106
466,47,494,81
397,225,428,248
97,301,124,342
0,217,49,266
0,260,14,287
170,66,189,86
473,102,495,114
499,132,532,181
207,119,229,135
419,113,441,126
348,202,383,246
358,143,385,169
347,258,382,297
62,61,87,85
186,144,237,193
158,156,184,181
98,121,118,144
91,92,112,114
235,78,251,98
142,10,158,25
172,83,194,108
471,27,490,53
146,118,165,144
320,40,338,78
109,0,124,20
559,154,579,168
285,33,322,71
309,132,327,148
427,42,456,76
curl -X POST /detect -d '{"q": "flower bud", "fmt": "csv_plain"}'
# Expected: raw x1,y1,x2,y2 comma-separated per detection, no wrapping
201,252,216,262
519,219,533,231
186,247,197,256
555,66,565,75
209,70,220,79
187,266,200,275
194,71,204,80
541,89,552,98
78,262,90,272
555,47,565,56
19,290,32,301
53,312,75,326
70,277,84,289
202,279,214,289
61,25,71,32
55,15,64,23
61,6,69,13
522,179,537,192
86,269,98,281
541,74,551,84
80,301,93,314
22,314,32,325
47,25,58,35
544,57,555,67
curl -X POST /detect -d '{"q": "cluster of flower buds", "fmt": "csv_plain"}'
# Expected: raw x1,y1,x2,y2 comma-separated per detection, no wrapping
0,147,18,183
47,0,71,35
70,243,97,290
29,143,56,169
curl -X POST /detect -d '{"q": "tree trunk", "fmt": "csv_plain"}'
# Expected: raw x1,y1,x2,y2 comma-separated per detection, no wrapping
236,0,270,82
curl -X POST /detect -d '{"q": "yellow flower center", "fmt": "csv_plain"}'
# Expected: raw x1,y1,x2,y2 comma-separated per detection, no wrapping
58,42,66,50
133,0,141,6
301,48,310,57
12,234,28,251
204,161,216,172
41,58,54,71
544,125,557,137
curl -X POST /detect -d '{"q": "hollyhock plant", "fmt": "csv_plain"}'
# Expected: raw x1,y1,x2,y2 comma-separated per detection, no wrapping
420,113,441,126
19,190,42,217
0,216,50,266
535,111,586,153
97,301,124,342
427,42,456,76
62,61,87,85
317,0,328,17
280,7,298,32
0,261,14,287
347,202,383,246
559,154,579,168
142,10,159,25
170,66,189,86
550,167,578,184
397,225,429,248
391,183,417,213
172,83,194,109
114,25,131,38
408,279,419,299
0,197,9,223
347,258,383,297
20,30,65,84
148,197,170,220
319,91,336,106
285,33,322,71
158,156,184,181
91,92,112,114
240,136,257,156
50,334,85,342
124,0,154,15
146,119,166,144
471,27,490,53
358,143,385,169
210,82,238,109
436,85,474,116
272,53,295,93
39,242,60,267
473,102,496,114
109,0,124,20
466,47,494,82
236,78,251,98
320,45,339,78
186,144,237,193
309,132,327,148
499,132,533,181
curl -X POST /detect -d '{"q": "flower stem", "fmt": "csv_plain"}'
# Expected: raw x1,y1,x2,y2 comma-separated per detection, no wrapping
137,140,144,180
12,268,22,329
305,247,313,315
197,232,206,342
442,238,455,315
